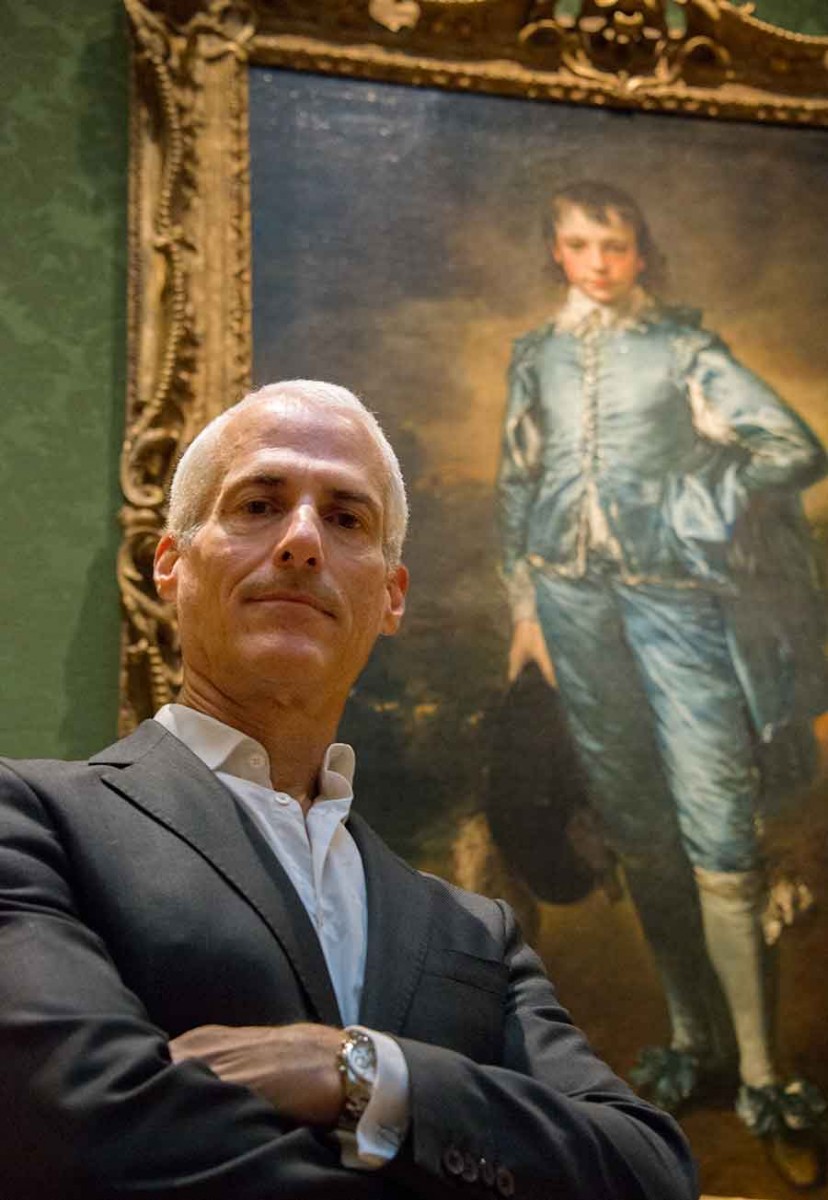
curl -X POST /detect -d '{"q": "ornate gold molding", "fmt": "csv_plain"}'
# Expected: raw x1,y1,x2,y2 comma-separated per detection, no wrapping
121,0,828,729
122,0,253,729
248,1,828,120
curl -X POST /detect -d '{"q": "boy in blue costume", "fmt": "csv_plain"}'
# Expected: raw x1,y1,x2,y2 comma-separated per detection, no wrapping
498,181,827,1183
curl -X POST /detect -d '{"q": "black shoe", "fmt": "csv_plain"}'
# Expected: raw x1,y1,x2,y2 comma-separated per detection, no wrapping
737,1079,826,1190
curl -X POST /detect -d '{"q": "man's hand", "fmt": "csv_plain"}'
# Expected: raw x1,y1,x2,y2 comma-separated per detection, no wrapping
170,1023,345,1127
508,619,556,686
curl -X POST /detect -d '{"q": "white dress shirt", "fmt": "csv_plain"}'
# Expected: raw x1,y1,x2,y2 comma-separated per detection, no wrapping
153,703,409,1168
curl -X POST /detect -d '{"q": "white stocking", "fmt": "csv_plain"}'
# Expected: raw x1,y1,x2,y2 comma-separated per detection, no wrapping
695,865,775,1089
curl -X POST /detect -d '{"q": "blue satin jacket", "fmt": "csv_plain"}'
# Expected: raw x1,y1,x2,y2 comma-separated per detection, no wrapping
497,302,828,735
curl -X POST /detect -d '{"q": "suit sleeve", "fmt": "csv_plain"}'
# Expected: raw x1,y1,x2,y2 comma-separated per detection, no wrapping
385,901,698,1200
0,762,383,1200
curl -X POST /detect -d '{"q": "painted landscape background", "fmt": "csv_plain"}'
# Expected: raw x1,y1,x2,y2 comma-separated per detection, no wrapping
251,69,828,1198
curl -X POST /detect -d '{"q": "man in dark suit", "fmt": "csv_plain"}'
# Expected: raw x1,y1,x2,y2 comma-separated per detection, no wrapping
0,381,697,1199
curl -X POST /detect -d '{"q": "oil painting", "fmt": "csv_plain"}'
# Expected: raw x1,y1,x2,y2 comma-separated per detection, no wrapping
250,69,828,1197
121,2,828,1193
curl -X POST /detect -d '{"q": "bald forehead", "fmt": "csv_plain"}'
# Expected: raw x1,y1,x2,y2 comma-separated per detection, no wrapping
207,396,389,513
221,396,384,467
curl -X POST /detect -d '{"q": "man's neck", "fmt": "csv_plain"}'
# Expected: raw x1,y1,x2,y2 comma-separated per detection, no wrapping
176,677,341,814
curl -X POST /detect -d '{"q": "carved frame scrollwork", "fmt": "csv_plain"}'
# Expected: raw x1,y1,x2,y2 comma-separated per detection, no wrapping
121,0,828,731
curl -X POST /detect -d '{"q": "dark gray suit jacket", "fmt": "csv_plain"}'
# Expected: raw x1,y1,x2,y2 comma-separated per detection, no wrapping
0,720,697,1199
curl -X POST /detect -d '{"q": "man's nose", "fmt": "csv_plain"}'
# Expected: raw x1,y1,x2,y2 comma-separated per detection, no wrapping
273,504,324,569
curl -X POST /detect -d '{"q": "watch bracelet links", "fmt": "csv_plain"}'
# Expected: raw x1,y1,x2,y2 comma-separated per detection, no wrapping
336,1026,378,1131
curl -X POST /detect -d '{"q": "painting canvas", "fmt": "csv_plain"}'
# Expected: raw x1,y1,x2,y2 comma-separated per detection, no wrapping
249,69,828,1196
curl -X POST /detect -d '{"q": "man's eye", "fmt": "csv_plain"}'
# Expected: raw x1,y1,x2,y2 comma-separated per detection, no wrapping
243,499,273,516
330,511,362,529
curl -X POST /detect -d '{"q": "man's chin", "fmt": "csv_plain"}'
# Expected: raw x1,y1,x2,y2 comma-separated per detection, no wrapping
235,637,339,690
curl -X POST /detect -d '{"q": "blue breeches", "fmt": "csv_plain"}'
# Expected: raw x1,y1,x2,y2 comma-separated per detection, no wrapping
534,570,760,874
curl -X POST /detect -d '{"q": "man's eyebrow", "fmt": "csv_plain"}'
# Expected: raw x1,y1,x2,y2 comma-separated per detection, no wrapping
225,472,285,491
225,474,380,512
330,487,381,513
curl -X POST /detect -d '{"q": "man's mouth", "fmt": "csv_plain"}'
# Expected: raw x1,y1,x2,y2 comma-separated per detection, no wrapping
246,590,335,617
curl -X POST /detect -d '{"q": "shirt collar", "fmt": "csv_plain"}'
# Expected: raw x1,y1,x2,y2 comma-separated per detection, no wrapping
153,702,356,802
554,285,654,335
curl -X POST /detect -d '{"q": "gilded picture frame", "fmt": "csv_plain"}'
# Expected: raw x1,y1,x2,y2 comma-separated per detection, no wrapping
122,8,828,1194
120,0,828,730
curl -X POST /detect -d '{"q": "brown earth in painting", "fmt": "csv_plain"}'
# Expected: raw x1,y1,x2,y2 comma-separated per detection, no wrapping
538,887,828,1200
446,739,828,1200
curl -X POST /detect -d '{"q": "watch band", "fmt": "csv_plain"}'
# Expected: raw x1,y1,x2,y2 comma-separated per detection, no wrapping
336,1027,377,1131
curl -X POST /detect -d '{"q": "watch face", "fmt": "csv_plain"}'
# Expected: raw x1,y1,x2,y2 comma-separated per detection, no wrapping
349,1038,376,1078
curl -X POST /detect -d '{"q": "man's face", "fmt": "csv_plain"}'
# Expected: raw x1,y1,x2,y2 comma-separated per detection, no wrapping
155,400,407,707
552,205,644,305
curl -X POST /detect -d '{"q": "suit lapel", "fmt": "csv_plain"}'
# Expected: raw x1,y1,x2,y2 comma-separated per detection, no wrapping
90,722,341,1026
348,812,433,1033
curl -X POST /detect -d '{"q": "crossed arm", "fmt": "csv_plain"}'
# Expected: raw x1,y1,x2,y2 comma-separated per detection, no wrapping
0,761,697,1200
167,905,698,1200
170,1021,346,1125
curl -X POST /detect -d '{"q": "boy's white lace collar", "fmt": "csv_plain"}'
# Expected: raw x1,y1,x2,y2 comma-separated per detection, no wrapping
554,285,654,334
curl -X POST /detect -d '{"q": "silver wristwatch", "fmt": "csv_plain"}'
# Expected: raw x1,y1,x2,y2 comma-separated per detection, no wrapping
336,1027,377,1130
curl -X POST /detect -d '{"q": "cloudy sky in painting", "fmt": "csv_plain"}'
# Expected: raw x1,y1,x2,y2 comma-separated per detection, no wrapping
251,69,828,522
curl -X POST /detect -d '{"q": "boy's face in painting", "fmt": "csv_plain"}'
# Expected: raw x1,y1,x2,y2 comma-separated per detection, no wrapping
552,204,645,305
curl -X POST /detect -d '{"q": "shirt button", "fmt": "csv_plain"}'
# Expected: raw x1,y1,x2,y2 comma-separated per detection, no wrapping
442,1146,464,1176
274,793,291,806
249,753,266,769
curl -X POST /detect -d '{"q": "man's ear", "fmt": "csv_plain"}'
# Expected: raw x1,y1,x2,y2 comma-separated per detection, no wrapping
154,532,181,603
381,563,409,637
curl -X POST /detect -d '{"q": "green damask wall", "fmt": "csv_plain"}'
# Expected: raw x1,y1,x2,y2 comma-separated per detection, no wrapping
0,2,127,759
0,1,824,760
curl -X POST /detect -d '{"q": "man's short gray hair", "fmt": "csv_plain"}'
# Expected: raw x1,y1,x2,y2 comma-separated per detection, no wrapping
166,380,409,566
